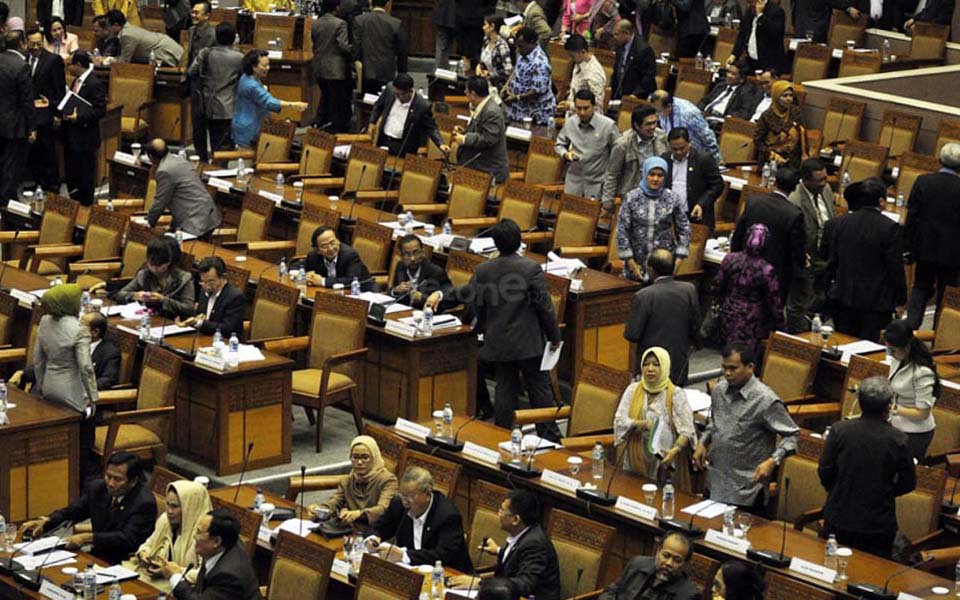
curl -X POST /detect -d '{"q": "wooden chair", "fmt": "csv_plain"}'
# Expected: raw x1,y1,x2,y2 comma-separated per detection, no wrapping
213,192,275,244
675,223,709,286
687,554,720,600
791,43,832,83
466,480,508,572
714,28,738,65
258,128,336,177
403,166,491,221
876,109,921,160
895,464,947,554
148,465,187,512
214,117,297,166
253,13,297,49
445,250,487,289
93,344,182,467
837,49,882,78
86,221,162,292
247,278,300,344
1,193,78,274
674,66,713,104
838,139,889,182
356,154,443,210
109,325,141,388
109,62,154,141
647,25,677,57
531,193,602,254
302,144,386,195
397,449,462,498
918,286,960,352
265,531,335,600
266,293,368,451
827,9,866,49
450,180,542,239
508,136,566,195
764,570,835,600
548,42,574,100
1,305,43,378
210,496,262,557
927,382,960,465
26,207,126,283
615,96,646,132
719,117,757,165
759,332,821,405
354,554,424,600
794,354,890,427
934,118,960,156
246,200,340,261
428,114,460,159
910,22,949,59
546,508,615,599
0,292,27,369
771,432,828,526
819,96,865,150
896,152,940,201
352,219,394,285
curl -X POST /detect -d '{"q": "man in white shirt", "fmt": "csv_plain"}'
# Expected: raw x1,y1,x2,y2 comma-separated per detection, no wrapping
750,70,776,122
558,34,606,114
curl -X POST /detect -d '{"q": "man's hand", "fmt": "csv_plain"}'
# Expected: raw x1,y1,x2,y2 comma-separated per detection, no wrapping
752,458,777,483
661,446,681,466
479,537,500,555
64,107,78,122
725,54,736,66
28,131,37,144
153,555,184,579
692,443,708,470
549,341,562,353
448,575,481,589
452,132,466,145
34,95,50,109
64,533,94,550
439,144,451,154
557,100,570,113
847,6,861,18
136,291,163,303
904,18,915,29
376,542,405,562
339,509,363,524
564,150,577,162
424,291,442,311
306,272,324,287
364,536,382,552
690,205,703,221
502,93,517,105
394,281,413,295
21,518,46,538
176,315,201,328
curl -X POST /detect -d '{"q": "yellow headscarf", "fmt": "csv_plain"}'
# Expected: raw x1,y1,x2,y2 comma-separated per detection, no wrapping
137,480,212,568
349,435,386,482
769,80,794,119
41,283,82,318
626,347,675,470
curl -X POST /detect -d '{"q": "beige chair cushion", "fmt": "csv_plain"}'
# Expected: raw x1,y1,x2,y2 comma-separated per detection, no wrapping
499,198,536,230
928,408,960,457
569,383,618,437
121,116,150,134
526,154,559,185
399,171,437,205
269,558,323,600
554,213,594,248
354,237,387,273
292,369,354,397
122,243,149,278
554,540,600,598
237,211,267,243
448,187,485,219
895,491,936,541
934,308,960,351
777,457,827,522
763,355,810,401
39,212,74,246
250,300,292,341
94,424,162,452
355,585,396,600
467,509,501,571
137,368,175,437
84,225,121,261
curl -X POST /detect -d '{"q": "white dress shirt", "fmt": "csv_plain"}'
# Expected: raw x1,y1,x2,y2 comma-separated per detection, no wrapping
500,526,530,563
51,0,64,18
747,16,760,59
170,549,224,590
90,339,102,356
401,493,435,564
383,97,412,140
671,154,689,206
750,95,771,122
705,84,738,117
205,289,221,319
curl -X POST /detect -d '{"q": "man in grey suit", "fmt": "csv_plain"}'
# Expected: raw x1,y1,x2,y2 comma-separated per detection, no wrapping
787,158,833,332
107,10,184,66
514,0,552,48
145,138,221,237
189,21,242,160
186,1,216,162
452,77,508,184
311,0,352,133
624,249,701,385
354,0,407,95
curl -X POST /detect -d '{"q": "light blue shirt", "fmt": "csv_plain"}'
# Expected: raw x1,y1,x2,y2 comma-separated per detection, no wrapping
232,73,282,148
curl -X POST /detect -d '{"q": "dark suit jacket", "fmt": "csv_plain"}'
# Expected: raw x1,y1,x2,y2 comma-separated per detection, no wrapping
452,253,561,362
661,147,724,228
697,81,761,121
904,171,960,268
914,0,955,24
374,491,473,573
390,260,453,310
370,86,444,156
30,50,66,128
673,0,710,38
197,282,246,340
172,543,263,600
59,72,107,152
354,9,407,83
459,98,508,183
598,556,701,600
45,479,157,565
733,2,787,73
37,0,85,26
793,0,850,42
92,338,121,390
624,276,700,384
495,525,561,600
303,243,375,291
612,35,657,100
854,0,914,30
0,51,35,140
731,191,806,292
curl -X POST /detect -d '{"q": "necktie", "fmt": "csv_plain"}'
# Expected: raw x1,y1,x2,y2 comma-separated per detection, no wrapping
706,86,733,114
72,77,82,93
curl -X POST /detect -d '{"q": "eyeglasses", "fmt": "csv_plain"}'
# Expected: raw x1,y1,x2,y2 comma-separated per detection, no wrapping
351,454,372,462
317,240,337,249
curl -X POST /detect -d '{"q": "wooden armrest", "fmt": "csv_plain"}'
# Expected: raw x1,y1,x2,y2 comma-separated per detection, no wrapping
791,402,840,423
925,446,960,465
675,269,705,280
714,223,735,235
568,591,603,600
286,172,333,182
0,230,39,243
521,231,554,244
557,245,607,258
915,329,935,343
263,335,310,354
284,475,344,501
534,183,566,194
782,393,818,405
444,95,471,105
335,134,372,144
450,217,497,229
794,507,824,530
513,406,572,426
29,244,85,258
508,171,525,181
920,546,960,571
256,162,300,173
96,388,140,405
300,177,345,189
68,262,123,274
98,199,144,209
211,227,238,238
248,335,294,347
905,529,945,554
246,240,297,253
103,405,175,425
561,434,615,452
323,348,368,370
402,203,448,215
355,190,400,202
212,149,256,162
0,348,26,364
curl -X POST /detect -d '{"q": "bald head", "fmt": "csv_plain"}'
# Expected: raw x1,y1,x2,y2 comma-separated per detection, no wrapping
614,19,635,46
146,138,168,161
648,248,675,278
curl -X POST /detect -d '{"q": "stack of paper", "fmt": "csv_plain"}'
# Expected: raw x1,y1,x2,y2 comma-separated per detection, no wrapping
13,536,66,555
543,252,586,278
333,145,352,160
103,302,147,320
149,324,196,338
271,518,315,539
381,219,428,231
684,388,712,416
238,344,266,363
835,340,887,365
497,435,559,454
94,564,139,584
680,499,730,519
469,237,497,254
399,314,462,331
14,550,75,570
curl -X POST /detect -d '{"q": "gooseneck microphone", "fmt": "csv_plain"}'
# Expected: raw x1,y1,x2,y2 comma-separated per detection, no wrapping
426,413,478,452
345,164,369,222
746,477,791,567
577,439,628,506
232,442,255,504
846,555,933,600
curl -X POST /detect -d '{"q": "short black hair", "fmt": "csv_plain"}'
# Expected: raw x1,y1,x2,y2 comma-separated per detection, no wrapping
729,58,750,78
71,49,92,68
774,166,798,193
195,0,212,14
398,234,422,249
719,561,765,600
42,16,66,43
631,104,657,128
492,219,522,255
517,26,538,44
206,508,241,550
371,0,389,7
26,27,42,38
856,176,887,208
311,225,335,248
198,255,227,276
574,88,596,104
393,72,414,91
4,30,24,49
661,531,694,559
478,578,519,600
85,312,108,337
322,0,339,13
506,489,541,526
106,451,143,483
242,48,268,75
800,158,825,180
215,21,236,45
722,341,756,368
146,238,173,266
564,34,588,52
484,14,505,29
104,9,126,26
0,2,9,22
466,76,489,97
667,127,690,142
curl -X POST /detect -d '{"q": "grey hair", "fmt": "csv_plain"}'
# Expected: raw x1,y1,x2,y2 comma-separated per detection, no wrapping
940,142,960,168
858,376,894,415
400,466,434,492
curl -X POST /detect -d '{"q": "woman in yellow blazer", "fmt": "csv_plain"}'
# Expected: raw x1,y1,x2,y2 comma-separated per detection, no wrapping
93,0,141,26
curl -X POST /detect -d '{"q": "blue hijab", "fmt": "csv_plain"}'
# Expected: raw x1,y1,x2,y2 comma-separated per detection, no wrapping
639,156,668,198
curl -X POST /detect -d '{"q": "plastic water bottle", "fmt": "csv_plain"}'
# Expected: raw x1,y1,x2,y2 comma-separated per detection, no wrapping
350,276,361,297
212,328,224,355
140,309,152,341
236,157,245,179
442,219,452,236
592,441,605,481
81,291,90,314
431,561,444,599
148,49,157,67
109,581,122,600
34,185,45,204
954,559,960,596
769,159,778,182
105,197,115,212
811,313,822,334
705,54,714,71
510,424,523,463
175,228,184,245
723,507,736,535
695,51,704,70
825,534,839,570
227,332,240,368
278,257,288,281
422,306,434,336
442,402,453,438
841,170,851,191
406,210,415,225
298,268,307,292
254,488,265,511
275,172,285,194
83,565,97,600
761,162,771,187
896,192,905,208
547,116,556,130
662,480,675,520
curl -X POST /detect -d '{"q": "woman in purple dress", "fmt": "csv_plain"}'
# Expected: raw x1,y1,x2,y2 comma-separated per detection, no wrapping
711,223,784,358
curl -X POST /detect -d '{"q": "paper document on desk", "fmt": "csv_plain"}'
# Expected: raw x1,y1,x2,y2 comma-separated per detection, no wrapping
355,291,396,304
543,252,586,277
540,341,563,371
272,518,314,539
498,434,559,454
447,590,480,599
150,325,195,338
835,340,886,365
684,388,712,415
681,499,730,519
14,550,76,570
94,564,139,584
103,302,146,320
420,234,453,249
399,314,462,330
238,344,266,363
204,169,237,177
382,219,428,230
13,536,66,555
469,237,497,253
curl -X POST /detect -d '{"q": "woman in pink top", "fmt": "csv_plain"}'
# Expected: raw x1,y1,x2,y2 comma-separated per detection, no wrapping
562,0,595,34
44,17,80,60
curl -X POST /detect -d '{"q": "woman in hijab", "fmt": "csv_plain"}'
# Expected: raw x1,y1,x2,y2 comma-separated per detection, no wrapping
309,435,398,526
754,80,804,169
712,561,765,600
711,223,784,359
34,283,99,483
130,480,212,591
614,347,697,491
616,156,691,282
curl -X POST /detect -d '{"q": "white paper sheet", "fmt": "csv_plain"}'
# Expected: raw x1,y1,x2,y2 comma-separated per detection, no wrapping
13,536,65,555
14,550,76,571
540,341,564,371
680,499,730,519
150,324,196,338
684,388,712,414
94,564,139,583
355,291,396,304
398,314,462,330
103,302,148,320
497,434,559,454
271,518,314,538
238,344,266,363
468,237,497,253
204,169,237,177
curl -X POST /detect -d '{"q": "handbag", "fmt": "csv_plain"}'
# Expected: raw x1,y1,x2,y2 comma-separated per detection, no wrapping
699,302,722,346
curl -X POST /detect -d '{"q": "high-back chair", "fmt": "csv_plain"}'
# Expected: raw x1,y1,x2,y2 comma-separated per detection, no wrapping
765,570,835,600
248,278,300,344
253,13,297,49
67,209,133,288
210,495,262,557
935,118,960,156
674,66,713,104
352,219,394,282
359,154,443,210
910,22,950,59
466,480,508,571
837,49,882,78
894,464,946,552
450,179,542,237
428,114,460,160
719,117,757,164
109,325,141,388
397,449,461,498
0,292,18,348
260,128,336,177
897,152,940,201
548,194,601,252
304,144,386,194
675,223,709,285
121,221,162,279
214,192,275,243
515,136,565,189
109,62,154,140
647,25,677,57
445,250,486,289
792,43,832,83
266,531,335,600
687,554,720,600
248,200,340,260
548,42,574,99
820,96,866,150
839,139,889,182
404,167,491,220
3,193,78,273
827,9,866,49
925,286,960,351
214,117,297,165
876,109,921,160
836,354,892,419
775,432,827,524
546,508,615,598
354,555,424,600
713,28,737,66
760,332,821,405
928,382,960,464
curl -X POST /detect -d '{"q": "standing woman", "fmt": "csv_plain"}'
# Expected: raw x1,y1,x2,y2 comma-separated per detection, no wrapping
616,156,691,282
477,15,513,91
754,80,804,169
232,49,307,149
884,319,940,461
33,284,99,484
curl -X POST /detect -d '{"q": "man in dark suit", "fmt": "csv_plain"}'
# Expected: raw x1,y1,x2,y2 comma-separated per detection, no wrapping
311,0,353,133
624,249,701,385
697,59,761,125
354,0,407,95
452,77,508,184
0,30,35,205
904,143,960,329
449,490,561,600
821,178,906,342
22,452,157,565
851,0,911,31
37,0,84,27
729,0,787,73
61,51,106,205
304,226,375,292
26,28,65,193
369,74,447,157
661,127,724,228
178,256,246,340
370,466,473,573
391,235,452,310
597,533,700,600
186,1,216,162
159,509,263,600
611,19,656,101
431,0,456,69
83,312,121,389
673,0,710,58
794,0,859,42
731,168,806,307
787,158,834,332
906,0,954,28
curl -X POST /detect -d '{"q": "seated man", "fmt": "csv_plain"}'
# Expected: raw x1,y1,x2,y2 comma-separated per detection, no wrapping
598,532,700,600
368,466,473,573
115,237,196,319
448,489,561,600
177,256,246,340
157,508,262,600
390,234,450,310
145,138,222,239
304,226,375,292
21,452,157,565
697,59,760,127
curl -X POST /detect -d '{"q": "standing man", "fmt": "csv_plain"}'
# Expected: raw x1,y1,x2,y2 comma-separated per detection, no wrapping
603,104,668,211
693,343,800,511
597,533,701,600
649,90,721,164
728,0,787,74
311,0,353,133
788,158,834,331
60,51,106,206
178,256,247,340
163,0,191,42
455,0,494,72
0,30,35,205
611,20,656,102
354,0,407,95
369,73,448,157
818,377,916,558
452,77,508,184
37,0,84,28
661,127,724,228
794,0,859,42
513,0,552,48
145,139,221,237
554,89,619,199
502,28,555,126
673,0,709,58
431,0,456,70
186,1,215,162
93,0,141,26
26,28,64,194
188,21,243,158
558,34,606,115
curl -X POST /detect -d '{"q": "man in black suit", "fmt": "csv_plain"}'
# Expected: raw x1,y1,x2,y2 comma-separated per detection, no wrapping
794,0,859,42
611,20,656,101
304,226,375,292
906,0,954,28
177,256,246,340
159,509,263,600
449,490,561,600
61,51,107,206
25,28,64,193
22,452,157,565
83,312,121,389
661,127,724,228
369,73,447,157
731,168,806,308
369,466,473,573
452,77,508,184
598,533,701,600
354,0,407,95
821,178,907,342
37,0,84,27
0,30,35,205
444,220,563,440
904,143,960,329
729,0,787,73
851,0,911,31
697,60,761,126
673,0,710,58
624,249,701,385
391,235,452,310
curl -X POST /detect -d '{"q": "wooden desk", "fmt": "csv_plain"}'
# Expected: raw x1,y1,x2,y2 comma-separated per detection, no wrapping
0,389,81,522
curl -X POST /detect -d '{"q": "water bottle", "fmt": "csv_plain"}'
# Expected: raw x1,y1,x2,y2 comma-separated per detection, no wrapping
83,565,97,600
825,534,839,570
695,51,704,70
406,210,415,225
431,561,444,599
236,157,245,179
254,488,265,511
705,54,714,71
81,291,90,314
882,38,891,61
510,424,523,463
278,257,288,281
811,313,822,334
896,192,905,208
841,171,851,191
422,306,434,336
212,328,224,355
457,58,466,77
954,559,960,596
109,581,122,600
227,332,240,368
0,379,7,414
662,480,675,520
442,402,454,438
53,275,63,287
105,197,115,212
275,172,285,194
592,441,604,481
298,269,307,295
175,228,184,245
140,309,152,341
442,219,452,236
761,161,771,187
148,49,157,67
0,514,6,545
350,276,361,297
723,507,736,535
547,116,556,130
769,160,778,183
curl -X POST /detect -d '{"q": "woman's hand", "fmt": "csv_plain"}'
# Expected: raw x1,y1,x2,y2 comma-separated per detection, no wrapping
661,446,680,466
339,509,363,524
770,151,786,165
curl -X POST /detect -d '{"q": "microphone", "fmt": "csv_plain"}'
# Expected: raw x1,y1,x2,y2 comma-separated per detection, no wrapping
885,116,897,155
746,477,791,567
576,439,628,506
573,567,584,597
458,152,484,171
13,522,74,591
344,164,368,222
830,105,850,149
299,465,307,536
0,518,67,577
232,442,255,504
500,392,566,478
846,555,933,599
658,495,711,539
456,536,488,598
426,413,478,452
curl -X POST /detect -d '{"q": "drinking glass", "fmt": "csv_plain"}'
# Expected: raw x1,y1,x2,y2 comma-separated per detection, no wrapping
736,513,752,539
342,535,354,559
805,30,814,41
836,548,852,581
642,483,657,505
131,143,142,163
189,155,200,170
820,325,834,347
293,181,304,203
567,456,583,476
0,524,14,552
433,410,444,436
